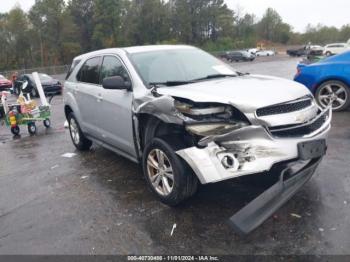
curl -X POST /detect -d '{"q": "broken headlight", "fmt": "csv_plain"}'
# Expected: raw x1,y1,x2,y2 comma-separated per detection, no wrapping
174,99,249,137
186,122,246,136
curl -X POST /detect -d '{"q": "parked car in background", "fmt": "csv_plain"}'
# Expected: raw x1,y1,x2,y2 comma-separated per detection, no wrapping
14,73,63,97
256,50,275,57
0,75,12,90
287,45,323,57
295,51,350,111
323,43,349,56
64,45,331,234
226,50,255,62
247,48,258,55
287,46,309,57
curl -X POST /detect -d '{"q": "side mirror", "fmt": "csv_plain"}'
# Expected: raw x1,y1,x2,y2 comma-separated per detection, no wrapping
102,76,131,91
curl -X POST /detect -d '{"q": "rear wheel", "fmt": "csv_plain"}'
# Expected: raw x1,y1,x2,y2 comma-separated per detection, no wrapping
325,51,332,57
11,126,20,136
316,80,350,111
68,112,92,151
142,138,198,206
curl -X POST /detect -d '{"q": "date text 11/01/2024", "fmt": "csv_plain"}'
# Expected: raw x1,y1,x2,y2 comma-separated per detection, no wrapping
127,256,219,261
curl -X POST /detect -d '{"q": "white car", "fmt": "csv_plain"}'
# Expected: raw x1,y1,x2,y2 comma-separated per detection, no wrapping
256,50,275,56
323,43,349,56
247,48,258,55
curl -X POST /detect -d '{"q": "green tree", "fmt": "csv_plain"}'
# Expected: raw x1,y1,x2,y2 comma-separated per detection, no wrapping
68,0,95,52
29,0,72,65
124,0,171,45
257,8,292,43
1,7,31,70
92,0,127,48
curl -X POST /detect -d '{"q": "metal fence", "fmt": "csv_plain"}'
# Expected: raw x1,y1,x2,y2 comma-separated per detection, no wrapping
0,65,70,79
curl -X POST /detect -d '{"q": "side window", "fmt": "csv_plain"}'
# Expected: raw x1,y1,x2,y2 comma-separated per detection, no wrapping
77,57,101,84
66,59,81,80
100,56,131,84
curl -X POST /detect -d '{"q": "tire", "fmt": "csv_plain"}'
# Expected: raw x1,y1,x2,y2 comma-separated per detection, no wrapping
68,112,92,151
28,123,37,135
325,51,332,57
11,126,20,136
315,80,350,112
142,138,198,206
43,119,51,128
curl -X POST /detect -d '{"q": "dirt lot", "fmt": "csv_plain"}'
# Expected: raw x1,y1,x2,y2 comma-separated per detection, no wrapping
0,55,350,255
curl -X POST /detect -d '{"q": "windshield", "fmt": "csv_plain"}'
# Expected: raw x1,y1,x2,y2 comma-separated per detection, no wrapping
39,74,53,81
129,48,237,87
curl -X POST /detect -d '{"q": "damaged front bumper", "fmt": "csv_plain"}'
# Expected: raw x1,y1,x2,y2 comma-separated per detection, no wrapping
176,106,331,234
229,157,323,234
176,107,331,184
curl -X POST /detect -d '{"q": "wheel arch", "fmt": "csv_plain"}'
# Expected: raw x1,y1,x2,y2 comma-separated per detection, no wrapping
313,77,350,94
64,104,73,119
136,113,194,153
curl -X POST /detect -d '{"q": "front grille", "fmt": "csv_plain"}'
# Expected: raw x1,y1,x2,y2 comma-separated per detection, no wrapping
256,99,312,117
270,113,328,138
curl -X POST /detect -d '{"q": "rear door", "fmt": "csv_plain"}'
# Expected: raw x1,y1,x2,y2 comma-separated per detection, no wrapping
75,56,103,138
96,55,136,157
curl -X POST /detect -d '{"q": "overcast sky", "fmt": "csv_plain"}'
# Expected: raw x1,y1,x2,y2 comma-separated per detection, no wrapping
2,0,350,33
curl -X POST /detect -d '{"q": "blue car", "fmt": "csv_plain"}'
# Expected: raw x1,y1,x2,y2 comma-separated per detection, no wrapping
294,51,350,111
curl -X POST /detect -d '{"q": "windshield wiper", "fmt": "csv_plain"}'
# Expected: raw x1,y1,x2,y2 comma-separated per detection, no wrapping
148,73,240,88
149,80,195,87
191,74,237,82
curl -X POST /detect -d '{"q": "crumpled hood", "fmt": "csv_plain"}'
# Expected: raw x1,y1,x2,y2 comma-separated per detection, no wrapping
157,75,311,113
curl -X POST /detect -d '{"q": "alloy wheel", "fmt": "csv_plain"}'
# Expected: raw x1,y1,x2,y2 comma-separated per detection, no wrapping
147,149,174,196
318,83,348,110
69,118,80,145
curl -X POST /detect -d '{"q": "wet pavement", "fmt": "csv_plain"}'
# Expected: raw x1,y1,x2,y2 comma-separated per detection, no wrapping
0,56,350,255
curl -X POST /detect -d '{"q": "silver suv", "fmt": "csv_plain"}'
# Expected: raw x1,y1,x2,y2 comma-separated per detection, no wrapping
64,45,331,234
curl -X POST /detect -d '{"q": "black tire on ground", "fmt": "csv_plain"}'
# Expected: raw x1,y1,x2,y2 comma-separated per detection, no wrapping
325,51,332,57
43,119,51,128
11,126,20,136
67,112,92,151
315,80,350,112
142,137,198,206
28,123,37,135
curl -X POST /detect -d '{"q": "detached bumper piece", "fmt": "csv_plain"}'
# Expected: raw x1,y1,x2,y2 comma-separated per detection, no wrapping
229,157,323,235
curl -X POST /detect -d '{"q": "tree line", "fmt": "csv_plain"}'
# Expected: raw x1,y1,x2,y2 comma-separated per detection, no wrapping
0,0,350,71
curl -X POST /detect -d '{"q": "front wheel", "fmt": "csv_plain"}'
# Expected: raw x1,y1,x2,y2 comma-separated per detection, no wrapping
142,138,198,206
315,80,350,112
68,112,92,151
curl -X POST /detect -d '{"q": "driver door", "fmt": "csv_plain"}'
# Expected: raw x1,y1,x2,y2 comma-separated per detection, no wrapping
96,55,136,158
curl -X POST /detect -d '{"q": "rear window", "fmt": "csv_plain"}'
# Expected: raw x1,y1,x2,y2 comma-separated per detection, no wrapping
77,57,102,84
